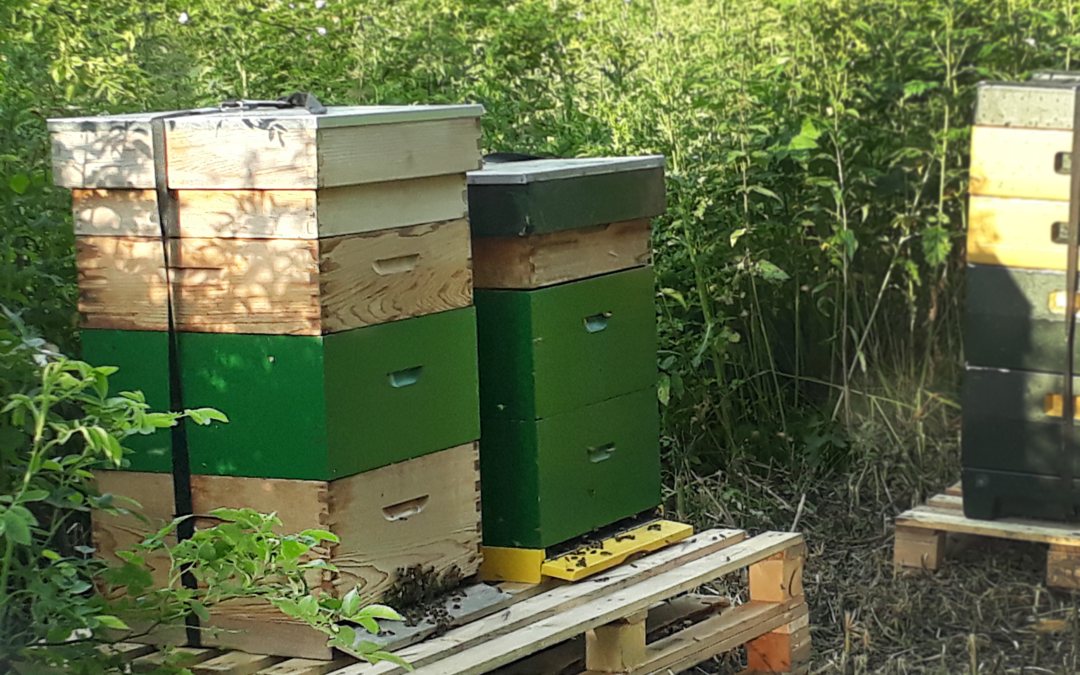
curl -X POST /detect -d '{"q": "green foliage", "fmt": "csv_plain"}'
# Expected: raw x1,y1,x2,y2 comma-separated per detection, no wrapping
3,0,1080,477
0,313,405,673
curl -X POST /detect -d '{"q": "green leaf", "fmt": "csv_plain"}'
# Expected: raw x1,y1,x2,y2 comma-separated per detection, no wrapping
300,528,339,544
922,225,952,266
357,604,405,622
187,408,229,426
729,228,747,247
297,595,319,619
96,615,131,630
282,538,309,561
341,588,360,617
191,602,211,622
8,173,30,194
3,507,34,545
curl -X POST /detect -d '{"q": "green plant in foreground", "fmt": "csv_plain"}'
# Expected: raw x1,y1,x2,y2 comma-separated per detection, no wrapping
0,312,408,673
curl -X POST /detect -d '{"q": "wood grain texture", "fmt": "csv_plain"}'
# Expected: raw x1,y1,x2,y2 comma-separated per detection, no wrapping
91,470,175,588
170,237,321,335
51,127,156,189
163,118,480,189
967,195,1070,270
319,219,472,332
335,529,751,675
328,441,482,601
175,175,467,239
77,236,170,331
165,126,318,189
1047,544,1080,590
73,189,162,236
970,126,1073,200
471,220,651,290
195,443,481,660
76,221,471,334
317,118,481,188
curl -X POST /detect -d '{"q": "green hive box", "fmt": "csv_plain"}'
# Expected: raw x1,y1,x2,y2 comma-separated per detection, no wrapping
962,365,1080,519
81,307,480,480
467,156,666,237
474,266,657,420
479,387,661,549
965,264,1080,372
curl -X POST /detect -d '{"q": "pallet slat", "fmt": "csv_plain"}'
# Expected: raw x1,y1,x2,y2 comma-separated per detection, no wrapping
400,532,802,675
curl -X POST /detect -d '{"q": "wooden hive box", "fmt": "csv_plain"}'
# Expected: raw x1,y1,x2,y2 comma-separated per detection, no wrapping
91,442,482,659
82,307,481,479
49,105,482,335
474,266,656,421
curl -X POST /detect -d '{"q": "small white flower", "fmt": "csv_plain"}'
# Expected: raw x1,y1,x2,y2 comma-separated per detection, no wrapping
289,2,295,7
316,26,327,35
1025,37,1037,47
178,11,189,23
315,0,326,8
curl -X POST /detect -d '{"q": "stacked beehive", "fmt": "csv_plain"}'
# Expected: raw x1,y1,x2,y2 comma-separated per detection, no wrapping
48,104,485,658
465,156,670,582
963,80,1080,521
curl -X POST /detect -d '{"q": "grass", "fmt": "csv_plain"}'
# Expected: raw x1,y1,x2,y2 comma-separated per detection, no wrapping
6,0,1080,670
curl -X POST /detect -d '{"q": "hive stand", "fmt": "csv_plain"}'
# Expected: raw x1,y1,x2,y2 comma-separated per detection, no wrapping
103,529,811,675
894,482,1080,590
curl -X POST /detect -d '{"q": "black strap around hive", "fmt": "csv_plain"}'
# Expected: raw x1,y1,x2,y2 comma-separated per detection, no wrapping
1061,86,1080,508
148,93,325,644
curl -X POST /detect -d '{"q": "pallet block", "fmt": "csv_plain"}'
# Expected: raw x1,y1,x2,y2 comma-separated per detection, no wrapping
115,528,811,674
72,175,467,239
75,219,472,334
92,443,482,659
48,105,483,190
471,220,651,290
895,482,1080,590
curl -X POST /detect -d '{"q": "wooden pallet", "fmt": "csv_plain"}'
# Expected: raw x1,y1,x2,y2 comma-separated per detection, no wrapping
103,529,810,675
894,483,1080,589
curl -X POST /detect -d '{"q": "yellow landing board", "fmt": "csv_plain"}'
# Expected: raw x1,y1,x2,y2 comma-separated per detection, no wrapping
540,520,694,581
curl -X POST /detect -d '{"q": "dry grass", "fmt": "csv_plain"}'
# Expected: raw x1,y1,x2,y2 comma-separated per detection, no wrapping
669,433,1080,674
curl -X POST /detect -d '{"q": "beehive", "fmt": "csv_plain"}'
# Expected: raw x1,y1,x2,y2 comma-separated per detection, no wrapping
467,156,665,561
49,102,486,657
962,80,1080,520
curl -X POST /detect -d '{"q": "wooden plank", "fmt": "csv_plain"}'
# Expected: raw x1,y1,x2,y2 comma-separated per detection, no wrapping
895,505,1080,546
198,444,480,660
632,601,807,675
51,126,156,189
131,648,222,673
258,657,356,675
193,652,285,675
174,175,467,239
369,584,516,650
164,118,481,190
73,189,162,236
318,219,472,332
171,237,321,334
471,220,651,290
745,618,811,674
967,195,1069,270
970,126,1072,200
926,493,963,510
76,237,169,331
404,533,803,675
98,642,157,661
945,482,963,497
328,441,482,601
490,595,730,675
77,221,471,334
335,529,748,673
91,470,176,589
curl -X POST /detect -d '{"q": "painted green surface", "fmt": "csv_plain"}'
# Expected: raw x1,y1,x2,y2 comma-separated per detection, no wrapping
323,306,481,477
467,168,666,237
475,267,657,420
964,264,1078,371
81,308,480,480
480,387,661,549
962,366,1080,479
962,469,1080,522
80,329,174,473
